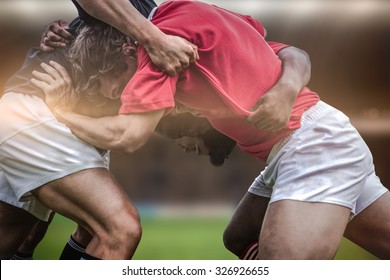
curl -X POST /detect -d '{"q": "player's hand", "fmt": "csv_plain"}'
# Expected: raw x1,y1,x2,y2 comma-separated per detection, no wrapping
247,86,294,133
145,34,199,76
31,61,79,111
40,20,73,52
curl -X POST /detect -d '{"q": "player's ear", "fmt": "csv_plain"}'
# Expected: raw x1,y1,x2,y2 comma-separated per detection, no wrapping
122,43,137,59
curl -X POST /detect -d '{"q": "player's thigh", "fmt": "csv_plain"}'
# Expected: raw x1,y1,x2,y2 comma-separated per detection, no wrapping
344,191,390,259
32,168,138,235
259,200,350,259
0,201,39,258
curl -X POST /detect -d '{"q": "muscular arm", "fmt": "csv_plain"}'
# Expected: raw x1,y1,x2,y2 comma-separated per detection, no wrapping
77,0,158,46
247,46,311,132
31,60,164,154
75,0,199,76
55,108,165,154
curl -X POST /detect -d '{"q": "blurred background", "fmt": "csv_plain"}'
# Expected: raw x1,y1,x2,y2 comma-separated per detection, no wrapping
0,0,389,259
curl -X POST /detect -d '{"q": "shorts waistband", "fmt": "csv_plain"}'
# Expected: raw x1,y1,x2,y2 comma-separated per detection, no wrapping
299,101,333,128
266,101,333,163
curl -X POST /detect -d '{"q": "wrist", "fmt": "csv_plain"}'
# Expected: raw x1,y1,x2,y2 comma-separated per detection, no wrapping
274,80,301,101
52,106,69,121
138,24,165,50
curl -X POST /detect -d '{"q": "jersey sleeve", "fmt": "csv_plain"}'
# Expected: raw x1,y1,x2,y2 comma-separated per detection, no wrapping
267,41,290,54
119,48,177,114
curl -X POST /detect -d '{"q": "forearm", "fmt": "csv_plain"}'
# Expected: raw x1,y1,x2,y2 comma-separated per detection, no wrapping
247,46,312,131
76,0,164,46
75,0,199,76
54,108,164,154
56,110,124,151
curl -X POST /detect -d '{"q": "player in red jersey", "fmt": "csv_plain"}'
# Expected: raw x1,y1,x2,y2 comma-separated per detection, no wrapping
2,1,307,260
34,1,390,259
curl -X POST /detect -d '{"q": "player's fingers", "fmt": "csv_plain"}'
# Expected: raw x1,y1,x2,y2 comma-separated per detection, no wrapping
180,58,190,69
32,70,56,84
193,45,199,61
247,111,263,124
39,63,62,81
188,44,199,63
255,122,270,130
195,46,199,61
30,78,50,92
50,20,72,39
174,64,183,75
248,113,273,130
58,19,70,28
39,42,55,53
262,123,278,132
54,28,72,41
164,64,179,76
47,30,69,46
43,36,67,49
48,61,72,83
46,30,66,42
246,114,255,124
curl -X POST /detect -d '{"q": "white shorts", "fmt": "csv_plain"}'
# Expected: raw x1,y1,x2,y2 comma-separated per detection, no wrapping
248,101,388,217
0,92,109,221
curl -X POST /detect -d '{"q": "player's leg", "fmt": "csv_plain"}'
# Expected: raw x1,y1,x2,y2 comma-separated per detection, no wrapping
254,102,370,259
60,223,92,259
12,212,55,259
32,168,142,260
0,169,43,259
0,201,40,259
0,93,139,259
223,192,269,259
258,200,350,259
60,152,108,259
343,172,390,259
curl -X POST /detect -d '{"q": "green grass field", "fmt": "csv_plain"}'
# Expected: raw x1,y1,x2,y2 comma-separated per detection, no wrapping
33,214,378,260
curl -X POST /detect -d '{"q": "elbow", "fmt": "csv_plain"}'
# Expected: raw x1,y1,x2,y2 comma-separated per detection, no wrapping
289,47,312,86
296,48,311,76
112,130,152,155
297,48,310,63
285,46,311,67
119,141,145,155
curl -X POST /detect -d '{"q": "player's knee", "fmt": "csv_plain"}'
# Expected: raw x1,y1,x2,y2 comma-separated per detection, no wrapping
223,225,250,257
120,213,142,245
104,205,142,249
222,226,235,251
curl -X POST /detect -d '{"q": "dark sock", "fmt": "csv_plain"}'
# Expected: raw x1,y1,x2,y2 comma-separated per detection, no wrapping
10,252,33,260
59,235,86,260
80,252,101,260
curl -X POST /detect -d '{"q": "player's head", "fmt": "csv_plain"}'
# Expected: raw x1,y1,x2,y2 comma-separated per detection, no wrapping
156,113,236,166
67,23,137,100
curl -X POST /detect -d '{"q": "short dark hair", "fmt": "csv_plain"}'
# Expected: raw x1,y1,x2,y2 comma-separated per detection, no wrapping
201,129,236,167
156,113,236,166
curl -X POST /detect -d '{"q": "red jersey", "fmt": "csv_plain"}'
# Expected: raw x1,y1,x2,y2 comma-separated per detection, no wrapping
120,1,320,160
